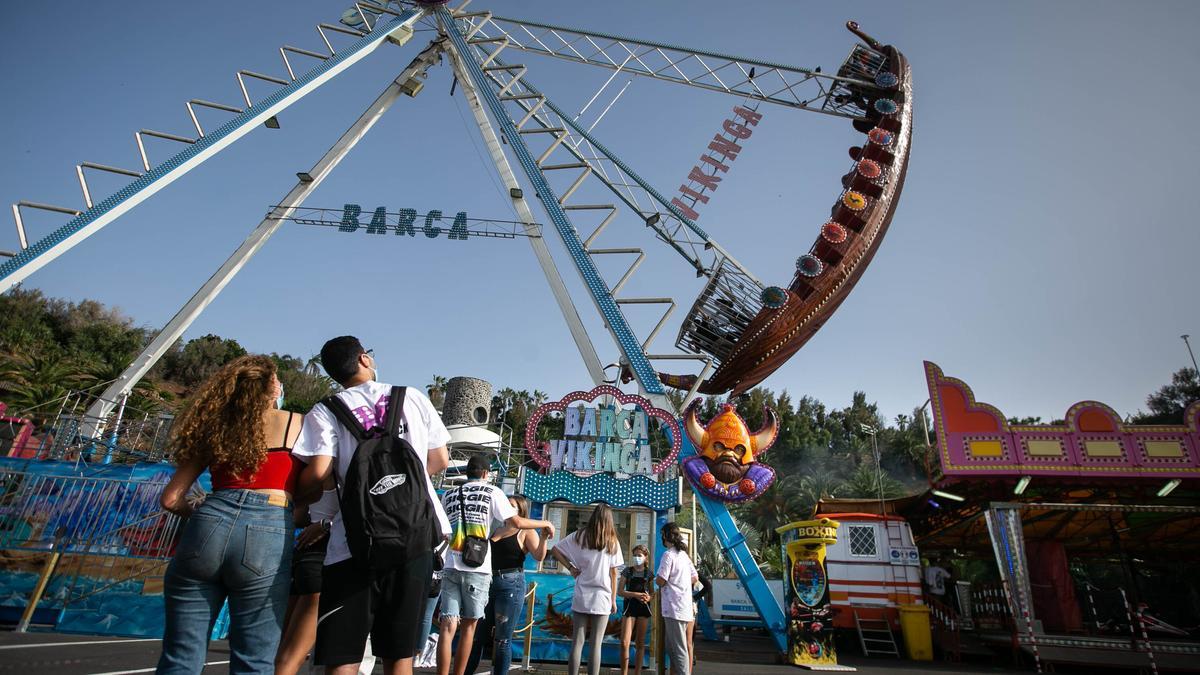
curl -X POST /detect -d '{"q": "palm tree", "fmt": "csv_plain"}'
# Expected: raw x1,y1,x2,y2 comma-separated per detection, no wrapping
81,358,165,418
0,350,88,423
427,375,448,410
491,387,517,431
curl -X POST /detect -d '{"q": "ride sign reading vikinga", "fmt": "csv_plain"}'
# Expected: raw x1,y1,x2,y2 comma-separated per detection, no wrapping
526,385,682,477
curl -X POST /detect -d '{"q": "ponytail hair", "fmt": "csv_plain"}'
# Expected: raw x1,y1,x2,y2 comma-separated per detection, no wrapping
662,522,689,554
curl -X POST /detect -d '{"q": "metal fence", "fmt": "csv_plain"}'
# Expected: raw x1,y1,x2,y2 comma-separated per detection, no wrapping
0,468,170,552
0,466,182,631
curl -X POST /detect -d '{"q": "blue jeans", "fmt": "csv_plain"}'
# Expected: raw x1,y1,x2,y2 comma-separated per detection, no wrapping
418,594,438,646
464,571,526,675
157,490,293,674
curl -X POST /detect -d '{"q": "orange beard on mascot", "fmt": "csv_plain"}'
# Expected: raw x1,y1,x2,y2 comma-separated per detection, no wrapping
682,401,778,502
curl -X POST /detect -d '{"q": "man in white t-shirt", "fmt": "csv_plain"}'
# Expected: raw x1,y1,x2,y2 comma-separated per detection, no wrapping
293,336,451,675
437,454,554,675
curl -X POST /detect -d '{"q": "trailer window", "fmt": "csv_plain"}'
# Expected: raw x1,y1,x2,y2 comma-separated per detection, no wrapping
847,524,878,558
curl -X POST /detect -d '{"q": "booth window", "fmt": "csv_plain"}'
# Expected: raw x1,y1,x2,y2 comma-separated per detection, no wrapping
847,524,878,558
545,503,653,571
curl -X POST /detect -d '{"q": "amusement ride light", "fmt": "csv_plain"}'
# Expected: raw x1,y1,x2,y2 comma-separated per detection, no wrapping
931,489,965,502
1157,478,1182,497
1013,476,1032,495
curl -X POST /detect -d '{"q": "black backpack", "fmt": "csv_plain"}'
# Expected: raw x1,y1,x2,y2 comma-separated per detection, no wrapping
321,386,438,570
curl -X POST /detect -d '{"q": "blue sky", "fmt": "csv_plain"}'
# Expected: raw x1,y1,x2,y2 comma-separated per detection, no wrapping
2,1,1197,423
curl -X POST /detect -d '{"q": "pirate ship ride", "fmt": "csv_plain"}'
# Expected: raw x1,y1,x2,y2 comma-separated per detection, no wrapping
660,21,913,396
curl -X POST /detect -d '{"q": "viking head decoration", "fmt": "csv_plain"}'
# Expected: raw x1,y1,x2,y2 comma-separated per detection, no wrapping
682,402,778,501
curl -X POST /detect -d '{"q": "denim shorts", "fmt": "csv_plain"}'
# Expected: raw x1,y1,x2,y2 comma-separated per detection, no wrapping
440,569,491,620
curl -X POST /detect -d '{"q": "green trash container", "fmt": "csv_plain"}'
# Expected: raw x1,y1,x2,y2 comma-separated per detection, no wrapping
898,604,933,661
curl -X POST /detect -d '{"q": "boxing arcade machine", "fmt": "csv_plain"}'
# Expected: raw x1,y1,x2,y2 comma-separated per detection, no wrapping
777,519,848,670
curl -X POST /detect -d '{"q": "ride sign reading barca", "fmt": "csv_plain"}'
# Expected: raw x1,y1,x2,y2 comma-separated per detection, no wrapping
525,385,682,477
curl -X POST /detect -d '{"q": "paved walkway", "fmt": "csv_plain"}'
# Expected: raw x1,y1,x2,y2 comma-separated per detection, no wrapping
0,630,1037,675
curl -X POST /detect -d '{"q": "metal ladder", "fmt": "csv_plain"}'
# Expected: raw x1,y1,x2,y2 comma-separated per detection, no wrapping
439,6,788,651
854,607,900,658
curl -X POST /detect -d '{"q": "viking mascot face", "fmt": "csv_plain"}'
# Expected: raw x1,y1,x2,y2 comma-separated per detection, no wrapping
682,402,778,502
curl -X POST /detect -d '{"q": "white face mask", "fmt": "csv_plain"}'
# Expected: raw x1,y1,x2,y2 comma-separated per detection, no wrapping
633,555,646,566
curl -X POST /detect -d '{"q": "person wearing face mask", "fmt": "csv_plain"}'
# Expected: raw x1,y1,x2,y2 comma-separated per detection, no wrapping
656,523,698,675
293,336,455,675
156,355,307,673
616,545,653,675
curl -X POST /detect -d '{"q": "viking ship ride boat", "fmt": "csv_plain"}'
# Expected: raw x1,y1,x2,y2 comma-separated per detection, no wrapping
660,21,913,396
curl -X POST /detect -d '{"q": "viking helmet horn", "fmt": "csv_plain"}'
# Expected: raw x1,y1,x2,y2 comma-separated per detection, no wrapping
683,401,706,448
751,406,779,455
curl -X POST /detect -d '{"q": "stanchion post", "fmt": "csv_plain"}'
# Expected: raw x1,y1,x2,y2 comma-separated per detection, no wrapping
522,582,537,672
17,527,66,633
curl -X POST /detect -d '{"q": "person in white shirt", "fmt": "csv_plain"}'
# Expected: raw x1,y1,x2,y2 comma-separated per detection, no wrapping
438,455,554,675
656,522,698,675
293,336,451,675
550,504,625,675
924,559,951,597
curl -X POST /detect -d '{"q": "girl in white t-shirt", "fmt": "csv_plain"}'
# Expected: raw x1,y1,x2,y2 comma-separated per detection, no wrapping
550,504,625,675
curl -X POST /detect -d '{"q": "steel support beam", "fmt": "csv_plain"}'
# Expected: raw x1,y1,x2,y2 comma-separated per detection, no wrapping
460,13,875,118
444,38,608,389
439,6,670,410
0,8,425,294
81,42,444,433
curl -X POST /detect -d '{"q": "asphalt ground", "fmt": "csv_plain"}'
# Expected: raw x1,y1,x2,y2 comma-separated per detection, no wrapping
0,630,1037,675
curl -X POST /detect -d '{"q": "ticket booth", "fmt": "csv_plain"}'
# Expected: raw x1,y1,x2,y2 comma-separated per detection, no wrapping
515,385,683,666
518,469,679,665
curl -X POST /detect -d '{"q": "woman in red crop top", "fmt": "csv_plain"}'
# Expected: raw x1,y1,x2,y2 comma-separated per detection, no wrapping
156,355,306,674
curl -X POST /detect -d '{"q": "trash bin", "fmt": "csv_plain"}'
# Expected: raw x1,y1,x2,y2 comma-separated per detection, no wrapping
898,604,933,661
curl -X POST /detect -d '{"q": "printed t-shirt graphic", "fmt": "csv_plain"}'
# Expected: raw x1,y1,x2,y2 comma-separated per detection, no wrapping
441,481,516,572
292,381,452,566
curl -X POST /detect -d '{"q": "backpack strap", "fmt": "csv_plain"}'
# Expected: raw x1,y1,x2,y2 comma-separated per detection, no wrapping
383,386,407,438
320,394,368,442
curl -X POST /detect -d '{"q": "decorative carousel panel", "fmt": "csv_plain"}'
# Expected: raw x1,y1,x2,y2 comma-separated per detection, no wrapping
521,471,679,511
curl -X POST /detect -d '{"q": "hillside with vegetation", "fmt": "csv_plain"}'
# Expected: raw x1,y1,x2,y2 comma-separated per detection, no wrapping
2,287,1196,573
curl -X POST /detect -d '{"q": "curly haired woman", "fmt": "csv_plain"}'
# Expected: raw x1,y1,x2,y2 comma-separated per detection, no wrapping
156,355,306,674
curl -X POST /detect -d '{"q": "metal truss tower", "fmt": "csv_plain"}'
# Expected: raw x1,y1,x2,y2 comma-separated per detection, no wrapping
1,1,891,650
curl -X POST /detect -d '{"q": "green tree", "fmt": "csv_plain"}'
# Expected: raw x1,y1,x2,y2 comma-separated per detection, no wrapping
837,463,907,500
162,334,247,386
272,353,336,413
427,375,448,410
0,349,88,420
1131,367,1200,425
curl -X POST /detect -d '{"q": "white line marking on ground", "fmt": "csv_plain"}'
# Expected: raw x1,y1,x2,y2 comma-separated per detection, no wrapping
90,659,229,675
0,638,159,650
